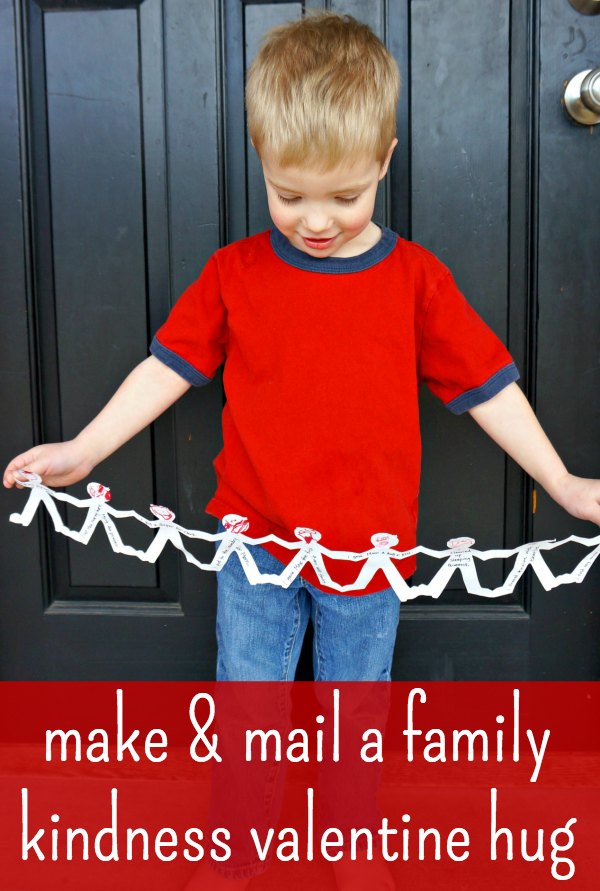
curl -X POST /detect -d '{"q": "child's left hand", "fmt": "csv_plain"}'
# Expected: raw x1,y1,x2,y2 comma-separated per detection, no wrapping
548,473,600,526
468,384,600,527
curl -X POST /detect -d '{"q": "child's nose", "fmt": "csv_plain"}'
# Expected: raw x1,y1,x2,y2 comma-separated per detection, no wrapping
302,209,333,234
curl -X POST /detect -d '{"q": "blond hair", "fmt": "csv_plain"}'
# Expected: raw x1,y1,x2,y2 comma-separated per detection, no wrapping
245,10,400,173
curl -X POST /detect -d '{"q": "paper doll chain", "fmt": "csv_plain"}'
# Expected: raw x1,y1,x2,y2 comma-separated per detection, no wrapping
8,476,600,602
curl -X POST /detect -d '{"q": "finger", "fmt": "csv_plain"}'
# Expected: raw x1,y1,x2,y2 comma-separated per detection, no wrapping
3,459,26,488
3,451,42,488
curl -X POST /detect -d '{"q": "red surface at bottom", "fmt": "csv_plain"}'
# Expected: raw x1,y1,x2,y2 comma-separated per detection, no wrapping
0,682,598,890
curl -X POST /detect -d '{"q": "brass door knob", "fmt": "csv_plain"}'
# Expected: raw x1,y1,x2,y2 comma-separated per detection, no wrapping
563,68,600,124
569,0,600,14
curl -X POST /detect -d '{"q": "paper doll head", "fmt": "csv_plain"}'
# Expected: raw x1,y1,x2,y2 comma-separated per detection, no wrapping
294,527,321,543
87,482,111,502
222,514,250,534
371,532,399,549
447,536,475,551
150,504,175,523
15,470,42,485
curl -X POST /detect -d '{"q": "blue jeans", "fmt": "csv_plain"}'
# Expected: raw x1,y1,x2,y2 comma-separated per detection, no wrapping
215,528,401,681
207,529,401,878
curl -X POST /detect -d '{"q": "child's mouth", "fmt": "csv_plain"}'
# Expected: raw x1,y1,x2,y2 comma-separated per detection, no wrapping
302,235,337,250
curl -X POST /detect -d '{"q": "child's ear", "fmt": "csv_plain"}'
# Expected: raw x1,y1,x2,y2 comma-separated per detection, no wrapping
379,138,398,180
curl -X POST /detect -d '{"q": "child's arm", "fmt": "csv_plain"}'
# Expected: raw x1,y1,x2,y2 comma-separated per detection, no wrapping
3,356,191,489
468,382,600,525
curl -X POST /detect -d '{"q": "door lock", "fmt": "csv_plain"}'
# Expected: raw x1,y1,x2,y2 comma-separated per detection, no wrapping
562,68,600,124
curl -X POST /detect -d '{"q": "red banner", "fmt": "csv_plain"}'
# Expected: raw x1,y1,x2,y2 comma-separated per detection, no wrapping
0,682,598,889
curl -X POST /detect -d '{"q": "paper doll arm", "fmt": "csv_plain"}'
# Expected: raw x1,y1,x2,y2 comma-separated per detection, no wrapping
3,356,190,490
245,534,304,550
468,539,556,561
468,382,600,525
318,545,369,561
104,505,165,525
530,543,600,590
177,526,232,543
545,532,600,549
174,527,302,549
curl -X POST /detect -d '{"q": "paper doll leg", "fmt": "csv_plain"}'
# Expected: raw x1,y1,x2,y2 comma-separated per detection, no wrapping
266,551,309,588
70,511,135,555
9,489,42,526
11,490,68,533
99,516,141,557
139,528,198,565
408,558,458,599
488,547,538,597
207,538,266,579
382,561,413,600
72,509,100,543
334,561,377,593
138,529,172,563
457,558,485,595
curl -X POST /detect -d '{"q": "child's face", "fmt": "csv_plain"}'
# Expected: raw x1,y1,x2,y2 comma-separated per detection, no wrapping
260,139,397,259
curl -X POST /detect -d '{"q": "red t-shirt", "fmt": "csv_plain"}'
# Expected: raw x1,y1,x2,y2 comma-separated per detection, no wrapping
150,225,518,593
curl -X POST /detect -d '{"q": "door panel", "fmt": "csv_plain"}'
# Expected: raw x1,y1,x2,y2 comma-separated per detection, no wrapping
531,0,600,678
1,0,598,679
2,0,225,678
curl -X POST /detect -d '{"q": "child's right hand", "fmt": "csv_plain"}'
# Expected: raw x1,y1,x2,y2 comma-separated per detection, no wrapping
3,357,191,493
3,441,94,490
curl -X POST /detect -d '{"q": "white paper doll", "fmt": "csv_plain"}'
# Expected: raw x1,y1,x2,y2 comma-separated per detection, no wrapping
268,526,342,589
209,514,266,578
136,504,211,566
67,483,144,557
9,471,70,534
408,536,479,600
336,532,416,600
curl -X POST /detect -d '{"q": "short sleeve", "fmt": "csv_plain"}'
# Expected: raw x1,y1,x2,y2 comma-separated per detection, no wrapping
418,269,519,414
149,254,227,386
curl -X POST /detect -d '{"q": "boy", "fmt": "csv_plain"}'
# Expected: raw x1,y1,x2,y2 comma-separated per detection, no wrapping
4,10,600,685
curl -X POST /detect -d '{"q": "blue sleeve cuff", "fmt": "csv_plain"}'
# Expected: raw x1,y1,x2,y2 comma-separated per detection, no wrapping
446,362,520,414
149,336,211,386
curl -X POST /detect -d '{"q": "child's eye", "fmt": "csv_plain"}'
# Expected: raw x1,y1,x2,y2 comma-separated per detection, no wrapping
276,194,359,206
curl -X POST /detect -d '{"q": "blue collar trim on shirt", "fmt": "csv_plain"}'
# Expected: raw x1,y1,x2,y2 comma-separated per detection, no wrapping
270,224,398,273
